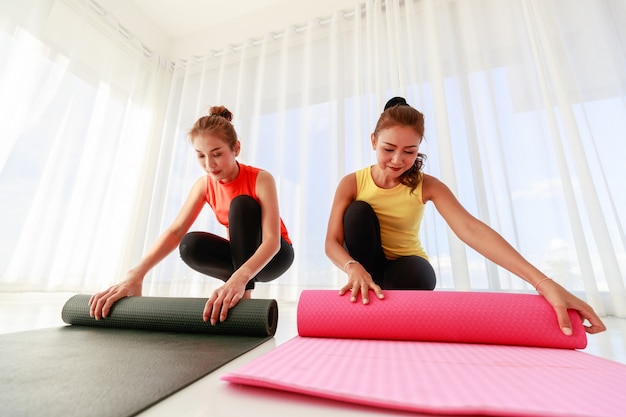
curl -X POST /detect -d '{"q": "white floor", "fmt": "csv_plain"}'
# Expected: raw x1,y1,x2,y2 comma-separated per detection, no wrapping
1,292,625,417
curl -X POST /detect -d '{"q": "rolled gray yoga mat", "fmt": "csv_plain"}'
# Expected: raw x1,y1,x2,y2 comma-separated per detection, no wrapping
62,294,278,336
0,294,279,417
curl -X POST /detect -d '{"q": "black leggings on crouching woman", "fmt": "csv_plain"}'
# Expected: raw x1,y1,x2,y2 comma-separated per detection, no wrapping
343,200,436,290
179,195,294,291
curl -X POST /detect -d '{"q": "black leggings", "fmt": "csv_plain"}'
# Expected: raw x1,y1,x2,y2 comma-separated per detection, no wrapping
343,200,436,290
179,195,294,290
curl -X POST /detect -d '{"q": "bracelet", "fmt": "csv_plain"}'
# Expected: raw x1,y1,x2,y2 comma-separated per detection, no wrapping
343,259,359,272
534,277,553,291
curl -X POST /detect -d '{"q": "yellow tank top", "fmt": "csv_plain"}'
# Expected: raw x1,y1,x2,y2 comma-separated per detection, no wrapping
355,166,428,260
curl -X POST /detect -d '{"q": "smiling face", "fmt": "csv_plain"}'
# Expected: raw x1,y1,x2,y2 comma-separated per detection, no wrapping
371,125,421,183
192,133,240,183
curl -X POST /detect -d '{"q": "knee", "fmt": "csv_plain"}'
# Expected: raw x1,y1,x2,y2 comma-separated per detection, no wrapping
385,256,436,290
229,195,260,220
413,257,436,290
231,195,259,210
344,200,375,225
179,232,202,261
345,200,373,216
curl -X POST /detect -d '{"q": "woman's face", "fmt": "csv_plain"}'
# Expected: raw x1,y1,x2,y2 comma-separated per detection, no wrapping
371,125,420,178
192,133,240,183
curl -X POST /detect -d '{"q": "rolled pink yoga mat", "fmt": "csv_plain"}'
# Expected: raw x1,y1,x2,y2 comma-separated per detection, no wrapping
296,290,587,348
224,291,626,417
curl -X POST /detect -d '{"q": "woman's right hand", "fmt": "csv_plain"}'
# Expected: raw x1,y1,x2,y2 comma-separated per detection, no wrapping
89,271,144,320
338,262,384,304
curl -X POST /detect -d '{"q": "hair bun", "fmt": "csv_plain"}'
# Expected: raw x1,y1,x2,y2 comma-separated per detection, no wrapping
208,105,233,122
384,97,409,110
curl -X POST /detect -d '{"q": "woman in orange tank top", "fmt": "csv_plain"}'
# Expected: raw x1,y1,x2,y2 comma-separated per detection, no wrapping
90,106,294,325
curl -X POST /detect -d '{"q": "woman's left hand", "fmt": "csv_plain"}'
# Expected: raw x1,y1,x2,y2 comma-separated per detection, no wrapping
537,279,606,335
204,276,248,325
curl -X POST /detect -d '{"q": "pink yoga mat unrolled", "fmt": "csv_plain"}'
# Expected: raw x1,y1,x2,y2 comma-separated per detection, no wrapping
223,290,626,417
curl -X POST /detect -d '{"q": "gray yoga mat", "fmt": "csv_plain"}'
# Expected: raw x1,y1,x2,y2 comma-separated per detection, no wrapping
0,295,278,417
62,294,278,336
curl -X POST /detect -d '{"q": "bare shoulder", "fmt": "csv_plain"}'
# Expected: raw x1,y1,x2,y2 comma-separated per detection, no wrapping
256,169,275,185
336,172,357,197
340,172,357,185
422,174,452,202
422,173,444,200
255,169,278,199
190,175,207,194
422,173,442,187
327,172,358,231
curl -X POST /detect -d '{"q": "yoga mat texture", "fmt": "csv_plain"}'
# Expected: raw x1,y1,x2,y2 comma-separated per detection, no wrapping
223,290,626,417
1,295,278,417
297,289,587,348
62,294,278,337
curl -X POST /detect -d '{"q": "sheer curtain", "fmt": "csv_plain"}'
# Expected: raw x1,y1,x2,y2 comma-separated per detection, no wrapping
1,0,624,316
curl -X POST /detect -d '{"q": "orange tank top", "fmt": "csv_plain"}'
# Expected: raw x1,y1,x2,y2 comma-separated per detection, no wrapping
205,163,292,244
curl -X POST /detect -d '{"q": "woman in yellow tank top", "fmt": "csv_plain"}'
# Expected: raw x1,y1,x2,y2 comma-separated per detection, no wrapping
325,97,605,337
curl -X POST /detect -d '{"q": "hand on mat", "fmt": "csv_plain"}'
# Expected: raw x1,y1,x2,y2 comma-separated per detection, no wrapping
204,277,249,325
537,279,606,335
89,276,143,320
339,263,384,304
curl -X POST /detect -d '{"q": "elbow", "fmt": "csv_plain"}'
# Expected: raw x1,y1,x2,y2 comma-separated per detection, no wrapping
166,227,186,246
272,239,281,257
454,221,488,246
266,235,281,258
324,240,332,257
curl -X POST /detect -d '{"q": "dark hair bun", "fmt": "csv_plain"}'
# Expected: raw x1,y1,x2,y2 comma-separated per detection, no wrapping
384,97,409,110
208,105,233,122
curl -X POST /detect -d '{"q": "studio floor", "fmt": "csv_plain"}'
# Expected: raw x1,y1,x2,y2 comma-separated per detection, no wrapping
1,292,625,417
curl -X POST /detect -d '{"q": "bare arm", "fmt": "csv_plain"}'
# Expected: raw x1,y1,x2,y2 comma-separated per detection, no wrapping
204,170,282,324
89,176,207,319
324,174,384,304
422,174,605,334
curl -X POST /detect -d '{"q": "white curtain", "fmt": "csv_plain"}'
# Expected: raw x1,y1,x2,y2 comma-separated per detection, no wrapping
1,0,624,316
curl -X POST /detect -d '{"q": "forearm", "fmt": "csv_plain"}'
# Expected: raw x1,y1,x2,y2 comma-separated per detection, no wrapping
458,223,547,287
234,238,280,283
325,239,355,272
